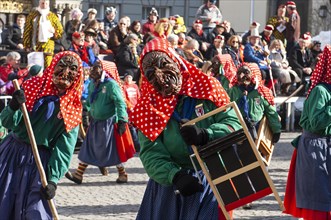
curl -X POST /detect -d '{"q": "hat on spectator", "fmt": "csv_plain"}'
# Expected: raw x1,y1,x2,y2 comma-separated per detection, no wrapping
123,70,134,79
286,1,296,8
214,35,224,41
194,19,203,26
299,33,310,41
312,40,321,46
209,0,217,4
149,7,158,17
264,24,274,32
250,21,260,29
72,31,85,39
84,28,97,37
29,64,43,77
87,8,97,15
105,6,117,15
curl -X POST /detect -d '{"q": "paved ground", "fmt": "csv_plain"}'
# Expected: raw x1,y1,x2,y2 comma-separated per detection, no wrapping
56,132,301,220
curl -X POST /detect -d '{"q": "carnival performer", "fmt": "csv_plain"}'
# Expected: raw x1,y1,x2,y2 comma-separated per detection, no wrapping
283,45,331,220
210,53,237,92
132,37,242,220
23,0,63,67
66,60,135,184
0,51,83,219
228,63,281,142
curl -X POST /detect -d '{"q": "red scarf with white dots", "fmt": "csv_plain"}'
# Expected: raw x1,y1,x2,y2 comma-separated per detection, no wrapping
130,37,229,141
22,51,83,132
307,44,331,97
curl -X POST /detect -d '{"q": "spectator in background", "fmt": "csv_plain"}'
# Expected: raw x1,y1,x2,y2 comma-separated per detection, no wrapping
205,34,224,60
83,8,97,26
168,34,186,59
142,7,158,36
267,4,288,44
84,28,100,56
187,19,209,56
6,14,25,50
196,0,223,35
108,17,128,55
23,0,63,67
241,21,260,46
172,15,187,34
310,40,322,68
223,35,242,67
288,33,314,93
104,6,118,35
268,39,301,95
207,22,225,44
285,1,301,54
115,33,140,82
96,20,110,53
153,17,172,39
122,71,141,152
64,8,84,43
129,20,143,45
183,38,205,68
69,31,98,67
260,24,275,47
177,32,187,49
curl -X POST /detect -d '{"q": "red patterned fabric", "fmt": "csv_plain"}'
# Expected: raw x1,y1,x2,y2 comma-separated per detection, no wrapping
215,54,237,85
307,44,331,98
22,51,83,132
130,37,229,141
231,62,275,105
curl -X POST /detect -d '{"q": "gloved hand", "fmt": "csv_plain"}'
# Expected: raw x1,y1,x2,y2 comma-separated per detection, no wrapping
180,124,208,146
9,90,26,111
173,171,203,196
117,120,127,135
272,132,281,143
7,73,18,81
40,181,57,200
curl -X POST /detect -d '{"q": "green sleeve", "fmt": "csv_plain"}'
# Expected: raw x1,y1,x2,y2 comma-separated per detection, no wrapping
300,85,331,134
262,98,281,133
47,126,79,184
109,81,128,122
228,86,241,102
138,132,180,186
0,106,23,131
207,105,242,140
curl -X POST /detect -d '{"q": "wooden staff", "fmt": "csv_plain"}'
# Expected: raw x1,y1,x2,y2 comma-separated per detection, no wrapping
12,80,59,219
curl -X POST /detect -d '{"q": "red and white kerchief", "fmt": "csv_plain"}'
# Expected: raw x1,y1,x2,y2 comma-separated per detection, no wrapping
130,37,229,141
307,44,331,98
22,51,84,132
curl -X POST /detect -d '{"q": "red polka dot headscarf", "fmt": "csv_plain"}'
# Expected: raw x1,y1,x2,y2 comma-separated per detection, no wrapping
130,37,229,141
22,51,84,132
215,54,237,84
307,44,331,98
231,62,275,105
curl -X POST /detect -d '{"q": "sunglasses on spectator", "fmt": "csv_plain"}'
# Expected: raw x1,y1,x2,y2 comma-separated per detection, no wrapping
232,41,239,43
119,23,126,25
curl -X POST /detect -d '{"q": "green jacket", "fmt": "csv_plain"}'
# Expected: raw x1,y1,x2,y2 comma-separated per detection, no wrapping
0,103,79,184
86,78,128,122
299,84,331,136
139,98,242,186
228,86,281,134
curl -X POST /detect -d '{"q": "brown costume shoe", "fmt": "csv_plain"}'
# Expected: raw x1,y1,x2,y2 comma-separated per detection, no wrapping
98,167,109,176
116,173,128,183
65,171,83,184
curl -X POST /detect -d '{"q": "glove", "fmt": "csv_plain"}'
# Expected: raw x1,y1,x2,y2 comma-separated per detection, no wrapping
9,90,26,111
7,73,18,81
173,171,203,196
117,120,127,136
180,124,208,146
272,132,281,143
40,181,57,200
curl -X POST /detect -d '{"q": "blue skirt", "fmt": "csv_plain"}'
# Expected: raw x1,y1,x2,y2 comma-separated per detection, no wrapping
136,170,219,220
295,131,331,211
78,116,121,167
0,133,52,220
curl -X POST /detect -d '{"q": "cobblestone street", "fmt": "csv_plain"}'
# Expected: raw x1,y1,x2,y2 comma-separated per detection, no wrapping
56,132,301,220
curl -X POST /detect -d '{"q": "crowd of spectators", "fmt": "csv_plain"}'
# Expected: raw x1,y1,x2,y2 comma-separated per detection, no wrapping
0,0,323,99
